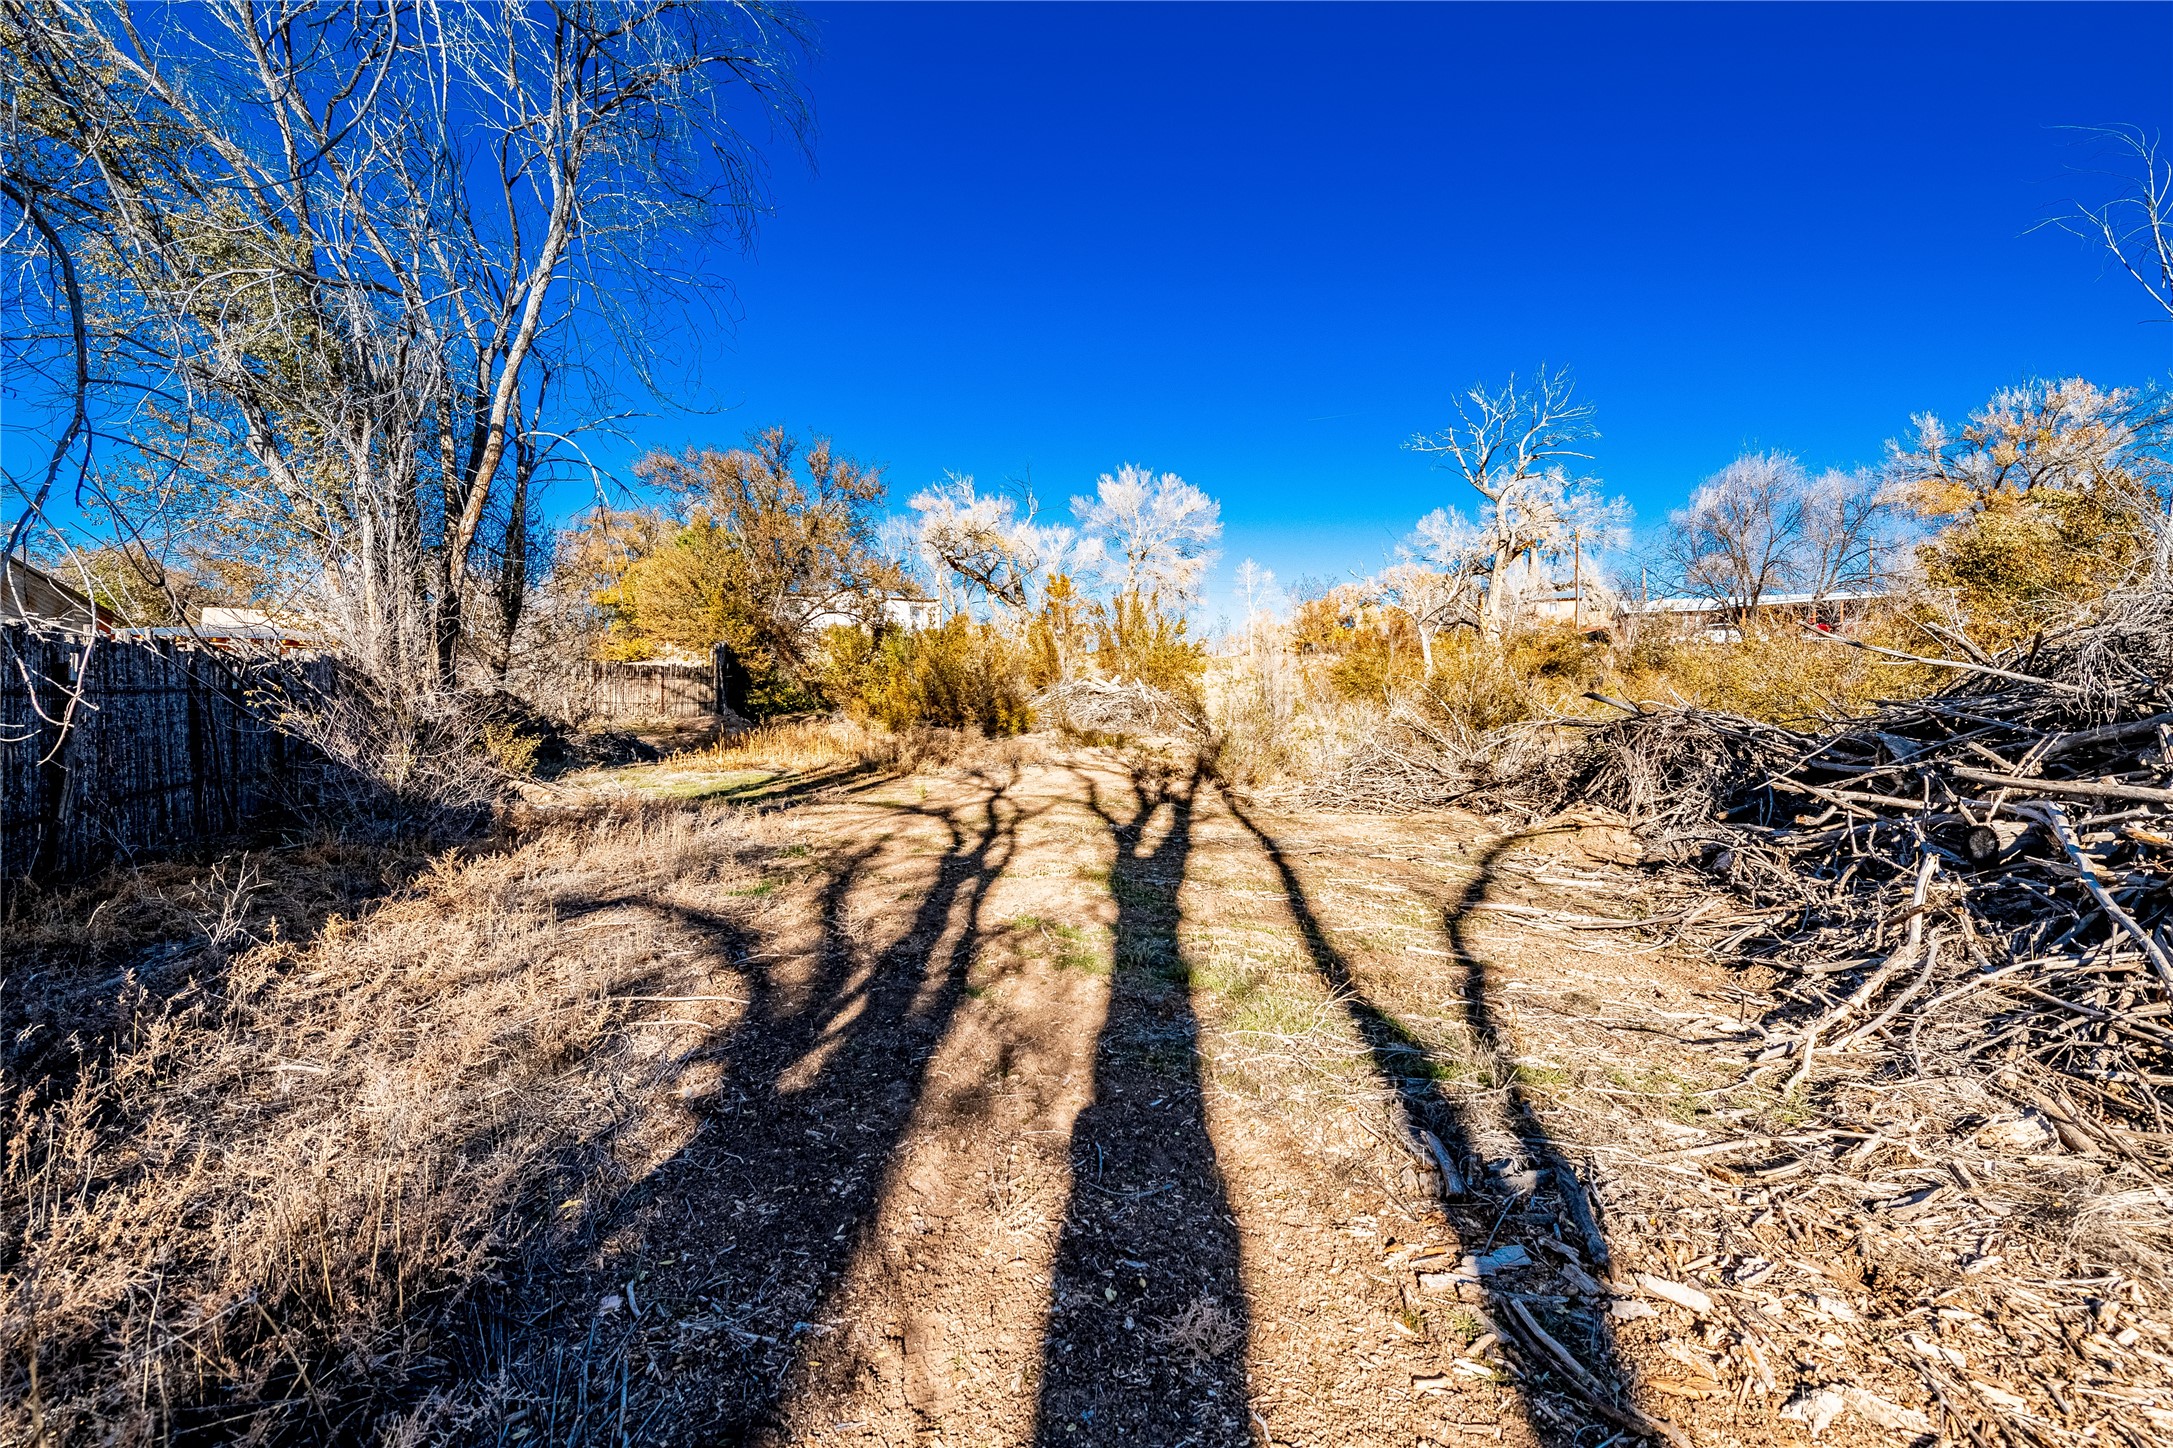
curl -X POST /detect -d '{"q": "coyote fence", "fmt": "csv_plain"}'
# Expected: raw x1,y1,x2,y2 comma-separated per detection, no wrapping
1,624,335,890
583,644,750,722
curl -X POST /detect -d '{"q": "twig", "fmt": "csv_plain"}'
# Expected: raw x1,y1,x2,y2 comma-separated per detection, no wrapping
1501,1298,1690,1448
1803,632,2088,694
2022,803,2173,991
1951,767,2173,806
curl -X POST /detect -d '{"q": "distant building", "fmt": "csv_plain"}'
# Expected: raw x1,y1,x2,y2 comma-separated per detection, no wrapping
124,605,322,653
1620,589,1884,642
801,594,940,633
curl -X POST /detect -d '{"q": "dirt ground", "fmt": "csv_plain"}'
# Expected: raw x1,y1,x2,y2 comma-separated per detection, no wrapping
452,745,1949,1448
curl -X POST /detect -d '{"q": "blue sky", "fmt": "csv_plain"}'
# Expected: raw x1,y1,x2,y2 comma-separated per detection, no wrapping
604,1,2171,624
10,4,2162,622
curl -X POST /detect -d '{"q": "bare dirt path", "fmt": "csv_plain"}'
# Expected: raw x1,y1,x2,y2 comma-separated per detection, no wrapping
489,747,1801,1448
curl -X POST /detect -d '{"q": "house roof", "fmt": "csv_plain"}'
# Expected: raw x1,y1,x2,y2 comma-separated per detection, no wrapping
1,556,104,632
1623,589,1886,615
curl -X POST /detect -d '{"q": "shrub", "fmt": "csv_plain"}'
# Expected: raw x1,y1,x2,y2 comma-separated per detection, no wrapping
1618,610,1941,729
821,617,1032,734
1887,378,2162,646
1420,632,1541,737
1092,591,1207,707
480,721,542,777
1507,625,1604,681
1917,489,2149,644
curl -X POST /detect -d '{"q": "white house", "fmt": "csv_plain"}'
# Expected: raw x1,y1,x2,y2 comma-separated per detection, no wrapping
801,594,939,633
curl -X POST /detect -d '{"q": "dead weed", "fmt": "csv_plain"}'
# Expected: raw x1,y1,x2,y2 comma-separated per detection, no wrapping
1,805,793,1441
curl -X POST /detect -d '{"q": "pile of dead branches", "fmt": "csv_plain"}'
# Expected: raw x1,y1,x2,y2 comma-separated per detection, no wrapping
1536,595,2173,1157
1278,705,1575,815
1284,704,1473,811
1035,676,1207,740
1479,585,2173,1444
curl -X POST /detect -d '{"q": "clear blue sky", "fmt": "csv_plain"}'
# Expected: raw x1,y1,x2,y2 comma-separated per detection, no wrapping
615,2,2172,623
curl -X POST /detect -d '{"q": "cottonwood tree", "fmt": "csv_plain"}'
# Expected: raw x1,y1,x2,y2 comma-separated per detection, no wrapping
910,473,1076,617
0,0,809,694
1404,368,1619,636
1668,452,1893,626
1798,467,1890,601
1667,452,1812,622
1070,464,1222,601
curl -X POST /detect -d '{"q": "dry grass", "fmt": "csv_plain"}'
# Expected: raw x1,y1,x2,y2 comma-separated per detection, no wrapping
1621,625,1943,727
676,715,898,775
667,714,1047,780
1,803,793,1442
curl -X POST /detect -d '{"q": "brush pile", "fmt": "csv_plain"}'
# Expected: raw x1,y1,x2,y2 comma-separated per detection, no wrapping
1509,590,2173,1156
1479,587,2173,1445
1036,676,1208,740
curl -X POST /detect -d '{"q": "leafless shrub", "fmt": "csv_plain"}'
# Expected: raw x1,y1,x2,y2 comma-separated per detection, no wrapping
271,672,517,833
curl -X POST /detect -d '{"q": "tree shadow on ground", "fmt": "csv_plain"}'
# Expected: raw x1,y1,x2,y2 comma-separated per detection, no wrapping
1031,759,1253,1447
1222,793,1680,1448
475,765,1042,1446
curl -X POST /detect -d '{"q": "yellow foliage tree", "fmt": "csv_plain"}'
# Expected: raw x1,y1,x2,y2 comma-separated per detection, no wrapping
1887,379,2160,642
572,430,902,712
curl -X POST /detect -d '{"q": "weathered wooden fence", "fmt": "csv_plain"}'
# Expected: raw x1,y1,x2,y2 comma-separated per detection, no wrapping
583,644,749,721
1,624,336,888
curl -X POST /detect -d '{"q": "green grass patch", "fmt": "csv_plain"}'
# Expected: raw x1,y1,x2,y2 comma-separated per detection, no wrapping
1011,915,1106,975
1602,1063,1723,1123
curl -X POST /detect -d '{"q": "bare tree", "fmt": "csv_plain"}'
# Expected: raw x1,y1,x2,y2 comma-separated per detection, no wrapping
1070,463,1222,601
911,473,1075,616
1234,557,1278,657
1798,467,1890,601
1885,380,2147,510
1404,367,1614,636
1371,561,1473,673
2064,126,2173,321
1667,452,1811,622
1,0,809,696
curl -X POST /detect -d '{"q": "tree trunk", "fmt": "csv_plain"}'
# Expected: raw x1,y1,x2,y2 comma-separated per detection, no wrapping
493,438,534,681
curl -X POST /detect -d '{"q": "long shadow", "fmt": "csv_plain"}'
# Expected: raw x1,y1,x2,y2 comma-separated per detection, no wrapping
1032,760,1253,1447
1222,793,1676,1448
478,764,1041,1445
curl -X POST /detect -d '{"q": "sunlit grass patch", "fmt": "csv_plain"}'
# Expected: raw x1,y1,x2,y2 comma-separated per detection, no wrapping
1601,1062,1724,1122
1010,914,1106,975
1510,1060,1572,1089
642,768,782,801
